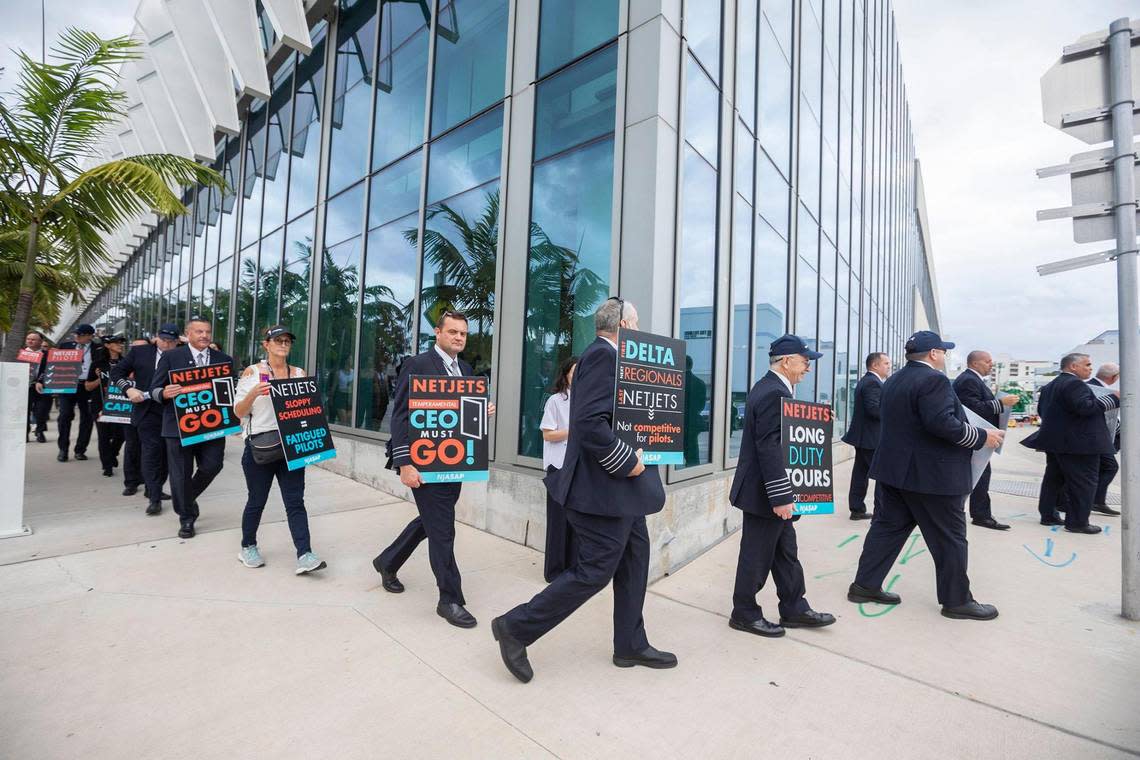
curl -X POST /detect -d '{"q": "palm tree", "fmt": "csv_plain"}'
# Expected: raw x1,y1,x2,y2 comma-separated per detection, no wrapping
0,29,223,360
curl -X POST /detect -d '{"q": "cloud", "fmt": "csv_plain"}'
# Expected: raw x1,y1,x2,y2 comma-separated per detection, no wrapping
894,0,1137,360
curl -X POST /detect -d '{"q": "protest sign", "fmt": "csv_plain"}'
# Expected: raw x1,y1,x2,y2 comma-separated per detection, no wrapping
963,408,997,488
41,349,83,394
407,374,489,483
16,348,41,381
270,376,336,470
780,399,835,515
613,328,687,466
169,362,240,446
99,380,133,424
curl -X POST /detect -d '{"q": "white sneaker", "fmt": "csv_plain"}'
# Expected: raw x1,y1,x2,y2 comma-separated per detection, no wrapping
238,545,265,568
296,552,326,575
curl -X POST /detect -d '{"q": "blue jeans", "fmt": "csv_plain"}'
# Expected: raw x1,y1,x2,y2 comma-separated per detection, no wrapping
241,442,311,557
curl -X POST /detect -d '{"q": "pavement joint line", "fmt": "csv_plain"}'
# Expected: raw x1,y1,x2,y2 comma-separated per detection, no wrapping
0,499,411,569
645,588,1140,758
94,588,359,609
349,607,562,760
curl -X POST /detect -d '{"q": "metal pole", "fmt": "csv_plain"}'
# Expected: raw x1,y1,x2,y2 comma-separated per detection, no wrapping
1108,18,1140,620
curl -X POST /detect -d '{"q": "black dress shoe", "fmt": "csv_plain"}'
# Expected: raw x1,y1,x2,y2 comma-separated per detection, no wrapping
437,602,477,628
729,616,785,638
1065,524,1102,534
372,556,404,593
491,616,533,683
57,452,68,462
74,452,87,461
941,600,998,620
972,518,1010,531
102,468,113,477
1040,515,1064,526
847,582,901,605
35,432,46,443
613,645,678,669
161,492,171,500
780,609,837,628
178,520,195,539
122,485,139,496
1092,504,1121,516
145,501,162,516
849,511,872,521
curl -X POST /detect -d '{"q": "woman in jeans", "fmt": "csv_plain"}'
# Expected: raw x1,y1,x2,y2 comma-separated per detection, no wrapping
234,325,326,574
539,356,578,582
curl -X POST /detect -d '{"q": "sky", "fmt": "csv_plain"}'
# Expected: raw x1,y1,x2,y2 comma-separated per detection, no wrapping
893,0,1138,362
1,0,1136,363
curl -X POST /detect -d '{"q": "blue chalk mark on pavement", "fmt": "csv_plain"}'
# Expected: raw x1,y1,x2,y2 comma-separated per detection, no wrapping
1023,543,1076,568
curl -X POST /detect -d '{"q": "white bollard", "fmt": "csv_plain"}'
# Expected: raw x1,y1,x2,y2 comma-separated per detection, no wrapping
0,362,32,538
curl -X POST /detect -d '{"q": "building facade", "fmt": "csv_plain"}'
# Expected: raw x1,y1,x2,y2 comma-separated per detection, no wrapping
70,0,940,577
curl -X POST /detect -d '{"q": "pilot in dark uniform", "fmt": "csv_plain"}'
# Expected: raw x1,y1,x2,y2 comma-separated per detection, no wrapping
492,299,677,683
1020,353,1119,534
727,335,836,638
952,350,1017,531
841,352,890,521
373,310,494,630
849,331,1004,621
1088,366,1122,517
111,325,180,514
149,317,236,539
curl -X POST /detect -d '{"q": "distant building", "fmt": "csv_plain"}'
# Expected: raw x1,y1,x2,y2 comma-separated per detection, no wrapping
1066,330,1120,370
989,356,1056,393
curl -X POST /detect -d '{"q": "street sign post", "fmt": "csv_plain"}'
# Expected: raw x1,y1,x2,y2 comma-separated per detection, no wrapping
1039,18,1140,621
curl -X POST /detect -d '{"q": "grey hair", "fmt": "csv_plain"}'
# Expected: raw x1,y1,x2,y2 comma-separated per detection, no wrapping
1060,352,1089,371
770,353,796,366
595,298,634,333
1097,362,1120,380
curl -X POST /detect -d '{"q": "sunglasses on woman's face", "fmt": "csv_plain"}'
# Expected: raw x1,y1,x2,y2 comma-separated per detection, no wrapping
269,337,293,346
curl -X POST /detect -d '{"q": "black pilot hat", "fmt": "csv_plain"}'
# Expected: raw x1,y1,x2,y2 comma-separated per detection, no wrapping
769,333,823,360
263,325,296,342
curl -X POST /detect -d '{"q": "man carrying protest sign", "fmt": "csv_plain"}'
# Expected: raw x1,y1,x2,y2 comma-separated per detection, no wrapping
373,311,495,629
727,335,836,640
20,331,51,443
492,299,677,684
149,317,236,539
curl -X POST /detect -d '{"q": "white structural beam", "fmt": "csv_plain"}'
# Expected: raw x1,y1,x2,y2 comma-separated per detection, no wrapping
131,53,195,159
163,0,241,135
261,0,313,55
135,0,217,161
120,61,168,154
203,0,271,99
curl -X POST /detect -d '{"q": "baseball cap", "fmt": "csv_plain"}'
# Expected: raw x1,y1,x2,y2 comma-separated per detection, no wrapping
103,334,127,344
904,330,955,353
75,324,95,335
157,323,180,340
769,334,824,360
264,325,296,342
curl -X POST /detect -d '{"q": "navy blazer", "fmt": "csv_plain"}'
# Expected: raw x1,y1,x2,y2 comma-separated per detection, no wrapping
387,348,474,470
1025,372,1119,455
729,371,798,518
1088,377,1122,451
841,372,883,450
109,343,168,425
953,369,1003,427
148,345,237,439
869,361,988,497
544,336,665,518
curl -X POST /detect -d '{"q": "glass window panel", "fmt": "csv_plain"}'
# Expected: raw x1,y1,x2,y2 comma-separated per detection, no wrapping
757,152,789,238
734,118,753,200
256,228,284,335
729,195,752,459
426,105,503,204
289,26,328,220
793,257,817,401
518,134,615,458
283,209,317,363
753,218,787,381
684,0,721,81
262,68,294,235
834,295,850,434
817,282,836,405
800,0,822,115
234,243,258,364
798,102,820,216
240,103,267,248
678,146,716,468
213,257,234,350
430,0,509,137
763,0,793,58
218,139,240,262
318,185,365,426
328,0,378,194
533,44,617,162
537,0,619,77
757,18,791,177
358,155,423,432
736,0,757,128
684,56,719,164
372,0,430,169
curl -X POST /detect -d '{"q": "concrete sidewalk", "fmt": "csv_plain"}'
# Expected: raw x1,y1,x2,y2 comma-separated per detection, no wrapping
1,427,1137,759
